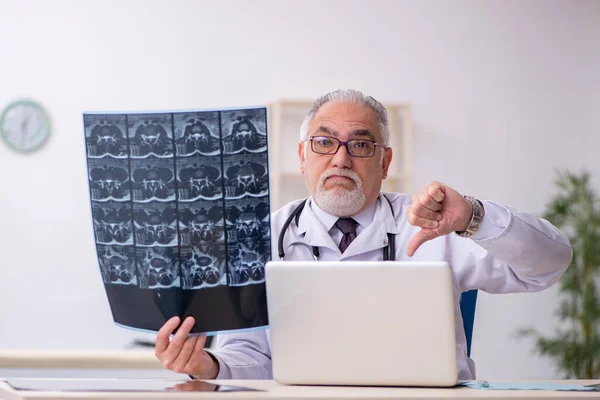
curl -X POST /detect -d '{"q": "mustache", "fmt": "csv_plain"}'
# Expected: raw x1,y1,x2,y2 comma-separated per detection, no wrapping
317,168,362,187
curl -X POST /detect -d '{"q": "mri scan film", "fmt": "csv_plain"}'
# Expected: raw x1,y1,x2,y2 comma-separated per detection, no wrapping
84,107,270,335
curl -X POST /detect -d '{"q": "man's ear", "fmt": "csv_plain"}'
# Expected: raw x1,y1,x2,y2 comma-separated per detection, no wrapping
298,141,306,174
381,148,393,179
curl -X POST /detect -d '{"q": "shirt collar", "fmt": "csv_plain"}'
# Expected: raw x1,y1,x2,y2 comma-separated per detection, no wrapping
309,197,377,233
295,193,398,238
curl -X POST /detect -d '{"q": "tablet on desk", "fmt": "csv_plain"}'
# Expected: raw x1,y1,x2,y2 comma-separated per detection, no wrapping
4,378,261,393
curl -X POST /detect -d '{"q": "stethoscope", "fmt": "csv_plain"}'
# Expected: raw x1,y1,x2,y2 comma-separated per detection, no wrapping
277,196,396,261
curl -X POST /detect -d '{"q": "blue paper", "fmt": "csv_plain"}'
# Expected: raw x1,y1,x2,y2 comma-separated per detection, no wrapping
460,381,597,391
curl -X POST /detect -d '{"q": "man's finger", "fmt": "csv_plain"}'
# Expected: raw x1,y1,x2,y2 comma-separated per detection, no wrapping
411,203,442,221
155,316,180,357
407,212,439,229
183,335,209,374
418,192,443,212
170,335,199,373
163,316,196,362
193,334,208,354
427,183,446,203
406,229,439,257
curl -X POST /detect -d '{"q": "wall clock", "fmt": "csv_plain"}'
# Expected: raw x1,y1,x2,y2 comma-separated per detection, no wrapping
0,100,51,152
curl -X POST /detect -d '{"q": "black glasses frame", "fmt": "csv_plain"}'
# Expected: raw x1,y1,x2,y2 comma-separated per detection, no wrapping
308,136,382,158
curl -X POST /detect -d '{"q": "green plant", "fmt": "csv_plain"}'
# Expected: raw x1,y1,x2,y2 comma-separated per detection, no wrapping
518,171,600,378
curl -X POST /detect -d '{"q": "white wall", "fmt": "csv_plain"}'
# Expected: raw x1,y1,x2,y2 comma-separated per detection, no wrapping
0,0,598,380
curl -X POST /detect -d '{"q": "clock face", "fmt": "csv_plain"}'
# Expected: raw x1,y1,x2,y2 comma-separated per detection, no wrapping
0,100,51,152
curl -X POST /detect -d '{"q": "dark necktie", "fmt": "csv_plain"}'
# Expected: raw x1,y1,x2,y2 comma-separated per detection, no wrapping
335,218,358,253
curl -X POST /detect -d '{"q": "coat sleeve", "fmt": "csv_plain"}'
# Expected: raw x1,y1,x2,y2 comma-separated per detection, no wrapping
208,329,272,379
453,201,573,293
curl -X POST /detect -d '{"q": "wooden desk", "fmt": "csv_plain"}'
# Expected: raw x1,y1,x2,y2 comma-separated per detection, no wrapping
1,380,599,400
0,350,161,370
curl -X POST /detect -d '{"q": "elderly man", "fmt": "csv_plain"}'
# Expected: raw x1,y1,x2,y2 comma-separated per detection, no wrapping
155,89,572,380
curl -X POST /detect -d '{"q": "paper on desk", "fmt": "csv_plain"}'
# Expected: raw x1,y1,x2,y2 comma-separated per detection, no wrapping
83,107,270,335
460,381,597,391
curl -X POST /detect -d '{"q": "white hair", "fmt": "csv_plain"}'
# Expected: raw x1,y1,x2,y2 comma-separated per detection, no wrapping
299,89,390,147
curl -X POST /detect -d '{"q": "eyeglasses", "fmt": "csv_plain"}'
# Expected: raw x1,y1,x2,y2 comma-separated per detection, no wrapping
308,136,382,158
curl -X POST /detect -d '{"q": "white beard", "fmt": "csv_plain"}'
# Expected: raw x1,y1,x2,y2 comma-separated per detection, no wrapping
314,168,366,217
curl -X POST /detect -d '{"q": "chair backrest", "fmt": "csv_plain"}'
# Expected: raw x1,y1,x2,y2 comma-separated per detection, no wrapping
459,289,478,357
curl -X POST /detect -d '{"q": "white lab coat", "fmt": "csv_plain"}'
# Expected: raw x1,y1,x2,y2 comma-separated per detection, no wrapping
210,192,572,380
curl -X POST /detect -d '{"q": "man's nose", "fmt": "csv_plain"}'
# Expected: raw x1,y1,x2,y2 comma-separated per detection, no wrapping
331,144,352,168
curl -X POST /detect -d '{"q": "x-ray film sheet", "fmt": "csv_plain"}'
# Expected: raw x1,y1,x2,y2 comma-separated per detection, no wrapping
83,107,270,334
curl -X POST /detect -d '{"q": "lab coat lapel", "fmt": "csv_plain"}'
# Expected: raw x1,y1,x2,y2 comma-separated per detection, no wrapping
340,194,399,260
289,199,340,254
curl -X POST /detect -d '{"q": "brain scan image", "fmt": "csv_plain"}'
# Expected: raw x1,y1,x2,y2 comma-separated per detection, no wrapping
128,114,174,158
89,160,131,202
92,202,133,245
133,203,178,247
179,204,225,246
180,245,226,289
174,112,220,156
221,109,267,154
131,159,176,203
136,247,180,289
98,245,137,285
84,114,128,159
223,153,269,199
176,159,222,201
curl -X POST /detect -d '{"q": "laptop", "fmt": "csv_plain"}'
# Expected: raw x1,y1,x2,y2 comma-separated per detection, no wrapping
265,261,457,387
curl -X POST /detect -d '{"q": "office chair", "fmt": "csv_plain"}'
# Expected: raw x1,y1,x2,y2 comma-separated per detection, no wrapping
459,289,478,357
